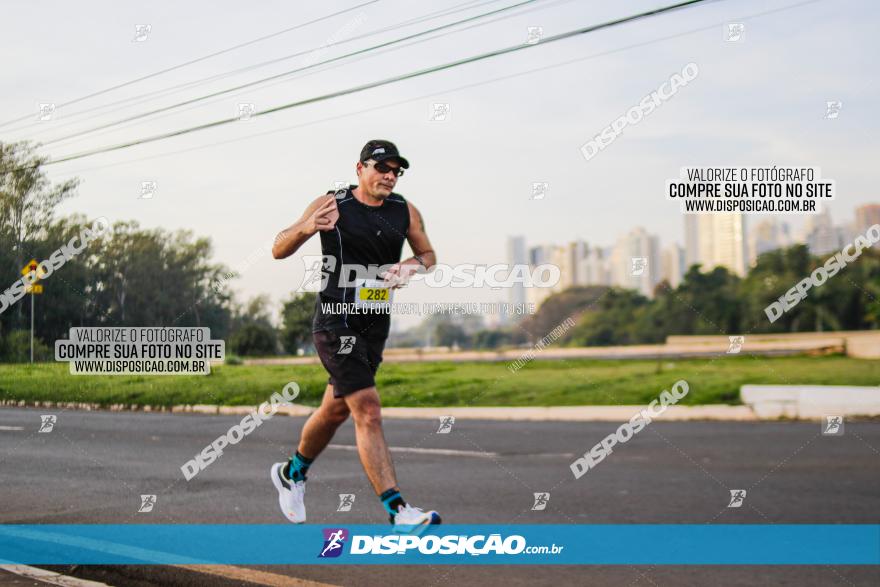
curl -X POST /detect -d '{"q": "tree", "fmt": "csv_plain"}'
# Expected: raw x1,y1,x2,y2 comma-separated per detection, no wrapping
519,285,609,343
0,141,78,331
280,293,317,354
434,321,469,348
228,323,277,356
566,288,651,346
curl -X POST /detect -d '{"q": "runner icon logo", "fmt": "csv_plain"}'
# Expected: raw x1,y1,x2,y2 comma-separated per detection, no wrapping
631,257,647,276
727,336,745,354
337,336,356,355
531,492,550,511
726,23,744,42
728,489,746,508
38,415,56,433
138,494,156,513
822,416,844,435
824,100,842,119
436,416,455,434
337,494,355,512
319,528,349,558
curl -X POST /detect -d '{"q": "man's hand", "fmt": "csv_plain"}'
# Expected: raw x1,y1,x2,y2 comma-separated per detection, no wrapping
272,194,340,259
381,259,422,289
306,197,339,234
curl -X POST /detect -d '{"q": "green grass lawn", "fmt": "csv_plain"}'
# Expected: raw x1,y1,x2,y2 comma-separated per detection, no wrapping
1,354,877,407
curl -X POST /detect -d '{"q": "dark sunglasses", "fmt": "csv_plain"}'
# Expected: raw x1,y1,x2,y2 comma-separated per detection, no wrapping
366,161,405,177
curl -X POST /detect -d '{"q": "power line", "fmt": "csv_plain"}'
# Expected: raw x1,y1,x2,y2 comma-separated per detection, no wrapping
37,0,574,152
37,0,545,146
23,0,715,170
4,0,499,138
44,0,826,180
0,0,381,130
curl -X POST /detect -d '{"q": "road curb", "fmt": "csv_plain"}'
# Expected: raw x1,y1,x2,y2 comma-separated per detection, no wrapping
0,399,760,421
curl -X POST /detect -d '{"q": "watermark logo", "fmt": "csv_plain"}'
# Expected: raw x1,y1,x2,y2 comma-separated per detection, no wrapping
319,528,349,558
429,103,450,122
765,224,880,323
822,415,844,435
436,416,455,434
571,380,690,479
138,494,156,513
725,23,745,42
133,24,152,42
509,317,576,373
728,489,747,508
238,103,256,121
727,335,745,354
824,100,842,120
337,336,356,355
531,492,550,511
525,26,543,45
530,182,548,200
337,494,355,512
37,103,56,121
631,257,648,276
299,258,561,293
299,255,336,292
349,533,535,556
140,180,157,199
580,62,698,162
181,383,300,480
38,415,57,433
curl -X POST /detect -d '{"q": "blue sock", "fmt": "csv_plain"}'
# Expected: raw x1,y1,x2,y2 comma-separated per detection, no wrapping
285,451,313,482
380,488,406,517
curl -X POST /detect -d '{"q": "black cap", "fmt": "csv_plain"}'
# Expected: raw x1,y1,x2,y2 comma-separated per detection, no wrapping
359,140,410,169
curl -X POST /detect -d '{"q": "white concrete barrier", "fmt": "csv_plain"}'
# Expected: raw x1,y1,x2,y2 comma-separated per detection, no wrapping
741,385,880,419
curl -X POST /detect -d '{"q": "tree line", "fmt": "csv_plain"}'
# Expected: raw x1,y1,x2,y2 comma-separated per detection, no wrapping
3,140,878,360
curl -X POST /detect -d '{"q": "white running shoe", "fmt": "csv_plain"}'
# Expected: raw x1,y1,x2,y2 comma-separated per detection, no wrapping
270,462,306,523
392,503,442,534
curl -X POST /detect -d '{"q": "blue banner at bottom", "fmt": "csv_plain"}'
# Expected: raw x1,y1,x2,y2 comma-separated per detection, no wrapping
0,525,877,565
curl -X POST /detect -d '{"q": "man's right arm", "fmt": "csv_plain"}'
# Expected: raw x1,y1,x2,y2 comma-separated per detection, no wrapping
272,194,339,259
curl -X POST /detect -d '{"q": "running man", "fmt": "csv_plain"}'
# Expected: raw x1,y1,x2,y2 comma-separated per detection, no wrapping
270,140,441,531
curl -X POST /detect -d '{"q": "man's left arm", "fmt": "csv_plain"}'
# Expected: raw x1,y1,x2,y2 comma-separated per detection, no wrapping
383,201,436,287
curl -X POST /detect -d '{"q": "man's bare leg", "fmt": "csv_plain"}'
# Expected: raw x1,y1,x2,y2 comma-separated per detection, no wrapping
297,384,350,459
343,385,398,493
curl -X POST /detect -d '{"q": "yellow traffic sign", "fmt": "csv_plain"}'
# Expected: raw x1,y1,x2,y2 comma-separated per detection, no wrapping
21,259,47,280
25,284,44,294
21,259,39,276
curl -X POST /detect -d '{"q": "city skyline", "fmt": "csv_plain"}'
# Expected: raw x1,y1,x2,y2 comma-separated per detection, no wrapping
509,201,880,307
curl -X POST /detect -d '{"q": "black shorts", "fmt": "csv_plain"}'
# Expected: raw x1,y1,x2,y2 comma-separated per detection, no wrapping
313,328,387,397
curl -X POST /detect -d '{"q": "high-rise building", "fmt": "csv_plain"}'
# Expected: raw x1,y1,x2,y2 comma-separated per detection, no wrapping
552,242,584,291
748,218,792,266
611,227,660,297
803,209,845,255
527,244,556,309
683,213,747,276
578,246,610,286
661,244,685,288
506,236,527,310
855,204,880,247
506,236,529,324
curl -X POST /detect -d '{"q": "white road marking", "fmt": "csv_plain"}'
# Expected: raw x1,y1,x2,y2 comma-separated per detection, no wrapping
329,443,500,457
0,564,111,586
328,444,574,458
0,426,24,431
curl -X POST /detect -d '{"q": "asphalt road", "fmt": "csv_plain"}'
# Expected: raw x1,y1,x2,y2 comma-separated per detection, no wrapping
1,407,878,586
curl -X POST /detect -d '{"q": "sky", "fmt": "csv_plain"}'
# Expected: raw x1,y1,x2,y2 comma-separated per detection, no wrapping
2,0,877,329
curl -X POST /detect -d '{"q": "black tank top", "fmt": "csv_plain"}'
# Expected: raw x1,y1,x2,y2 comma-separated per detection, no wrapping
311,185,410,337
